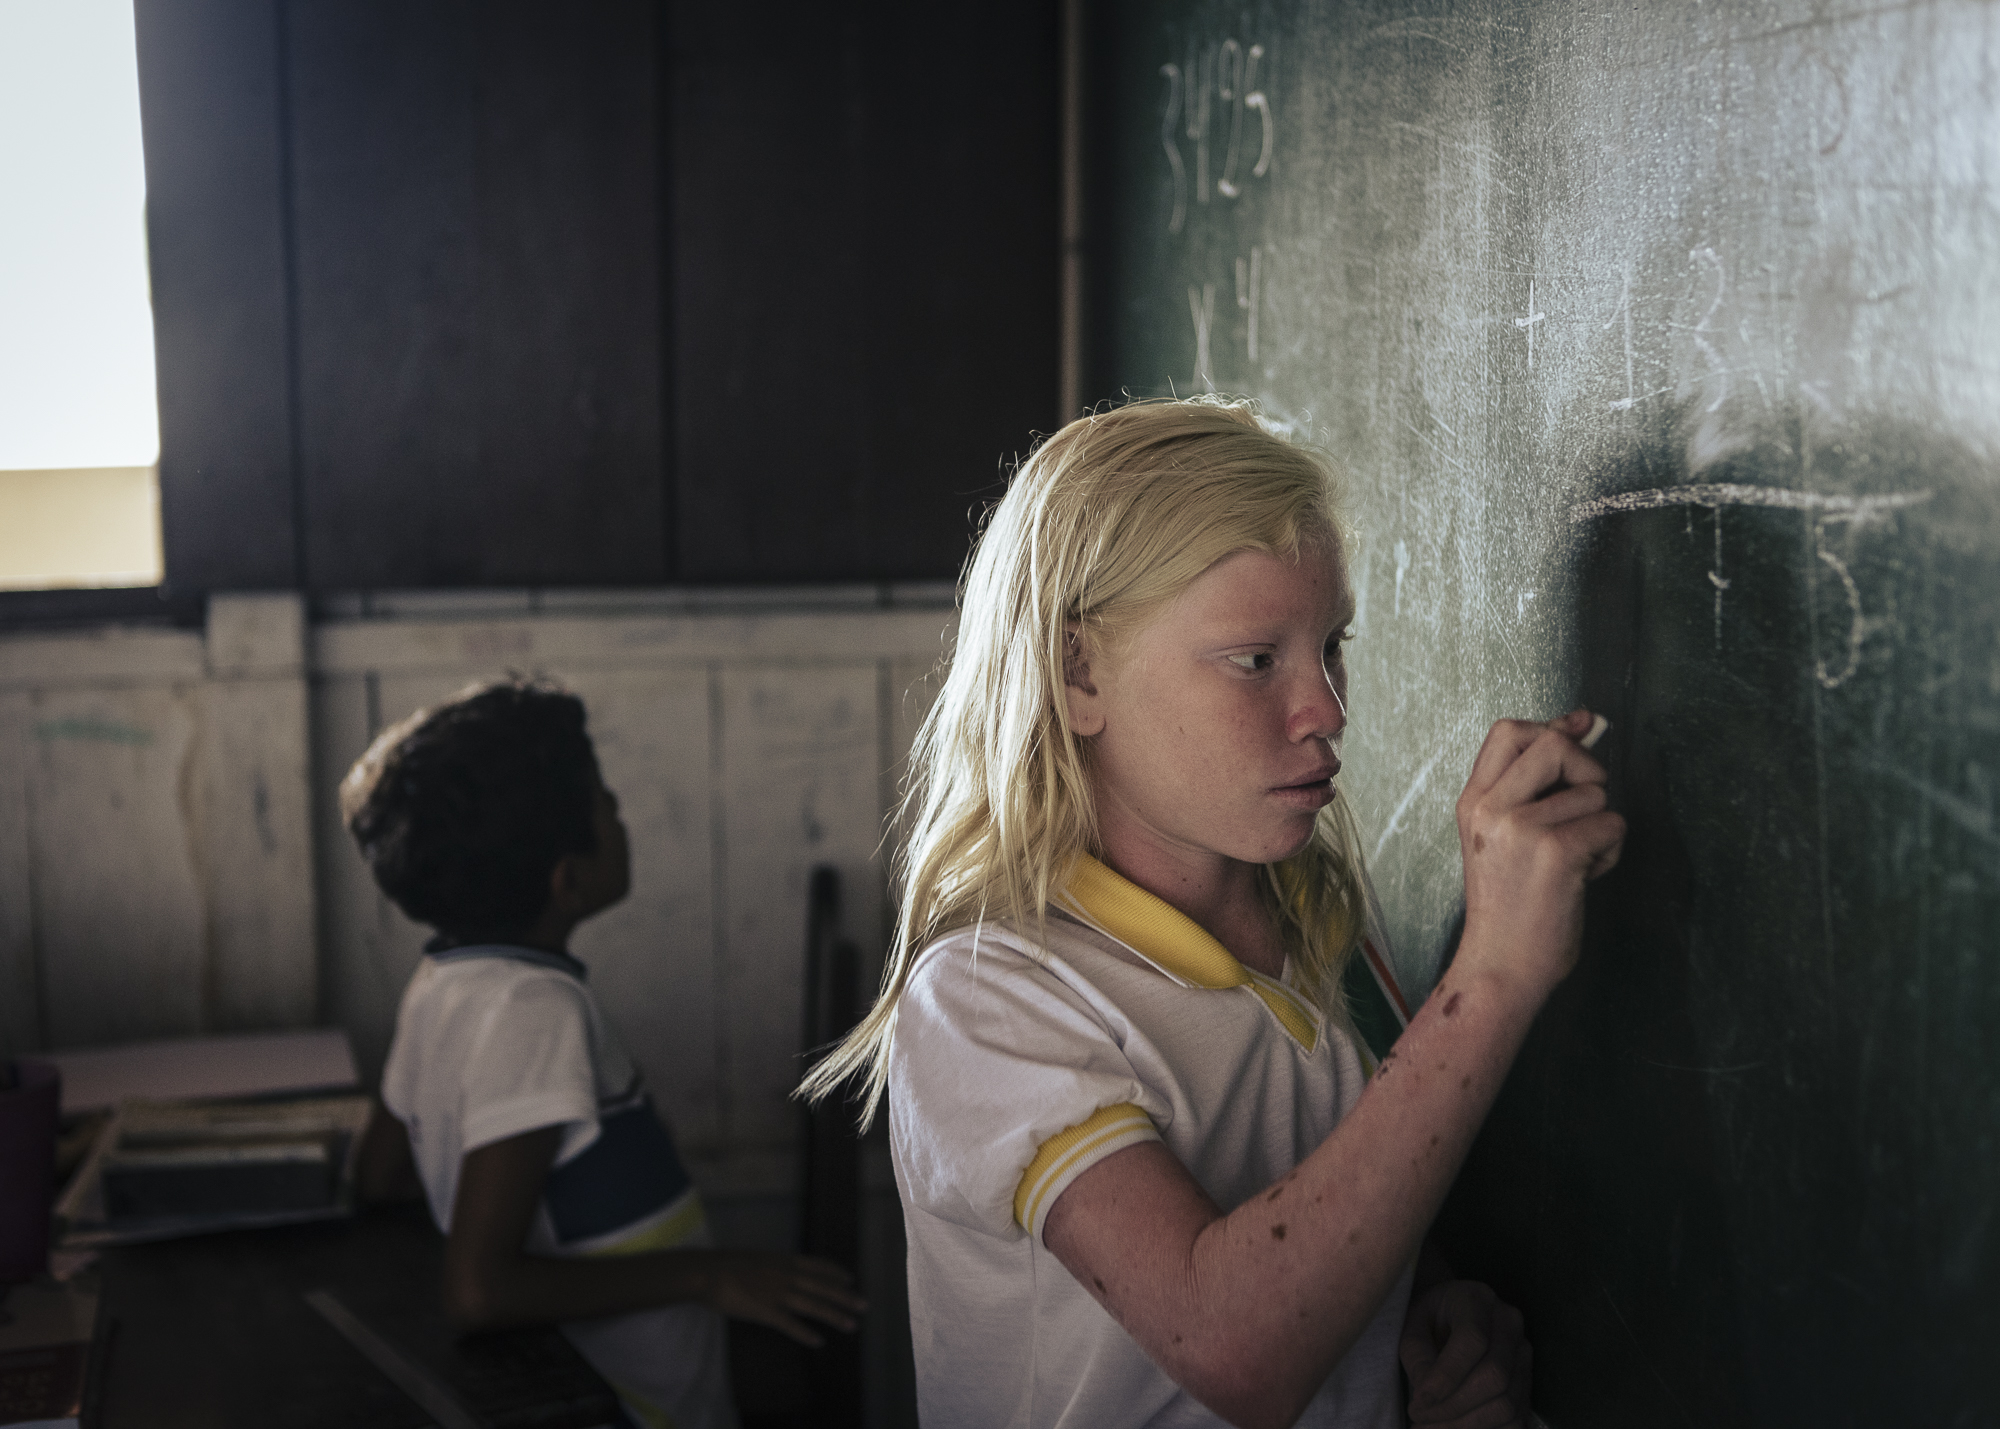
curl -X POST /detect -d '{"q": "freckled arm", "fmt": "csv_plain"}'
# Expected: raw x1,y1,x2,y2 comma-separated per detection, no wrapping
1044,711,1625,1429
1043,967,1542,1429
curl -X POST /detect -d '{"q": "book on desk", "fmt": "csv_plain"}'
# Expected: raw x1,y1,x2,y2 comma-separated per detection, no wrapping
56,1094,373,1249
25,1032,621,1429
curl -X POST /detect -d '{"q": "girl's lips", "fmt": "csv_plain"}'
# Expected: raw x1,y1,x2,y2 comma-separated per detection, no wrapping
1271,777,1337,810
1276,759,1340,791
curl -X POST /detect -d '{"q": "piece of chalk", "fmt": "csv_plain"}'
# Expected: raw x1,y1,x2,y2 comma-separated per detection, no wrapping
1579,713,1610,750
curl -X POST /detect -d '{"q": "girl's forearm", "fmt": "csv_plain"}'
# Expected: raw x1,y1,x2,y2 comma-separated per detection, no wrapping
1100,962,1544,1427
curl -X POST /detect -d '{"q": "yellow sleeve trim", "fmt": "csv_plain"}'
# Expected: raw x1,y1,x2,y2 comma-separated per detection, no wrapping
1013,1102,1159,1232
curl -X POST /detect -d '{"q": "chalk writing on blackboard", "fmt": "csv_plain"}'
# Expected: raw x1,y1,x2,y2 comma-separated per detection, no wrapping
1372,750,1445,861
1806,48,1850,156
1217,41,1245,198
1159,64,1187,234
1605,262,1643,411
1218,43,1270,196
1236,248,1263,360
1162,35,1274,227
1246,47,1274,180
1689,246,1728,413
1814,532,1867,687
1568,486,1931,523
1708,514,1731,646
1572,484,1934,685
1188,282,1216,390
1515,279,1545,371
1186,39,1211,205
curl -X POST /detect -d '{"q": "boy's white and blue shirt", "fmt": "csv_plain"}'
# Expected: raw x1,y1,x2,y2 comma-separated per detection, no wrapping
382,943,734,1429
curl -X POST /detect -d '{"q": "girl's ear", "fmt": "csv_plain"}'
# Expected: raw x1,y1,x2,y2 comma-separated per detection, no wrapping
1063,623,1105,736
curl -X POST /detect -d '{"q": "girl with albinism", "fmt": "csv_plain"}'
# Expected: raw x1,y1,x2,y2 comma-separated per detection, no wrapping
805,398,1624,1429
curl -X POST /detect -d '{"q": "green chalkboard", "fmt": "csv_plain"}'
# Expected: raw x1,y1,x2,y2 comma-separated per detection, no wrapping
1084,4,2000,1424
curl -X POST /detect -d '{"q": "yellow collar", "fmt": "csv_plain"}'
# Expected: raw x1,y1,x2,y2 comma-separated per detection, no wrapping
1057,853,1321,1052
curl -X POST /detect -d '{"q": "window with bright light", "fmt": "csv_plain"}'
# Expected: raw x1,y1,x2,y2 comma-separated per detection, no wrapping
0,0,163,591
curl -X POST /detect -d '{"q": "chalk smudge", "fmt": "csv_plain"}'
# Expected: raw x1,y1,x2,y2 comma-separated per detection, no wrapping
1372,751,1444,861
34,717,154,747
1570,484,1933,524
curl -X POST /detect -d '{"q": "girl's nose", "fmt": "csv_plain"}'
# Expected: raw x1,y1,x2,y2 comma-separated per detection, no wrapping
1291,670,1347,742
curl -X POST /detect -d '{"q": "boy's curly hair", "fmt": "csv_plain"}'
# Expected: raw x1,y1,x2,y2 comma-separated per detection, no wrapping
340,678,600,939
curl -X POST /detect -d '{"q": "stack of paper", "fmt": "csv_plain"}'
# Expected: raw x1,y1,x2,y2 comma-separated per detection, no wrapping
57,1096,371,1248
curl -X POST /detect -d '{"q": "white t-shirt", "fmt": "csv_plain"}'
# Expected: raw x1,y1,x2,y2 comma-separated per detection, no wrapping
889,856,1412,1429
381,945,734,1429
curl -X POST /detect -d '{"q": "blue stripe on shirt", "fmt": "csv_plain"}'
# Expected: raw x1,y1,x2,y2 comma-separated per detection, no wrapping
545,1097,692,1245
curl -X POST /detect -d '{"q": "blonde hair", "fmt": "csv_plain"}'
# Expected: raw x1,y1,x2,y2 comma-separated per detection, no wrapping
802,398,1369,1125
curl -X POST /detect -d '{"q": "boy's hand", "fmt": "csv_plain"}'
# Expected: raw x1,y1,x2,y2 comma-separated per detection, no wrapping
710,1253,866,1347
1455,708,1626,997
355,1100,422,1204
1400,1279,1532,1428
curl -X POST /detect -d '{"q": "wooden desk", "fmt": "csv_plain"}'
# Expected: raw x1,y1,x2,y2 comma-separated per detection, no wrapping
86,1203,618,1429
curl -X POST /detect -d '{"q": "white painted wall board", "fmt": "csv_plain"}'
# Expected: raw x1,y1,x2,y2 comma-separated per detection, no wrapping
5,601,958,1183
886,657,945,787
312,673,401,1081
359,590,536,620
718,664,884,1150
348,673,471,1070
206,592,306,678
197,678,317,1029
0,628,204,690
565,668,720,1150
0,691,38,1052
879,655,950,971
313,609,956,677
27,685,206,1048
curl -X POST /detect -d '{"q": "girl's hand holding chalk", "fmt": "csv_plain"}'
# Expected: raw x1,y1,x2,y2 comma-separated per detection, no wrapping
1453,708,1626,997
1541,705,1609,749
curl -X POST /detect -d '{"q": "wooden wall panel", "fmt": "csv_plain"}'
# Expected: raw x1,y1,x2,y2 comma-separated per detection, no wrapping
351,671,477,1056
26,686,207,1048
311,672,396,1075
199,597,317,1029
0,692,36,1053
285,0,479,590
286,0,663,591
124,1,1053,599
1,599,319,1051
887,659,944,763
134,0,299,592
718,664,884,1149
313,608,955,678
670,0,1057,583
192,679,316,1029
472,3,662,587
6,601,950,1195
565,669,718,1149
879,652,949,961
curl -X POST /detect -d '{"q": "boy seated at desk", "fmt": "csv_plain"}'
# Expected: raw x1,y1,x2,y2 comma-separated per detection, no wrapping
347,679,862,1429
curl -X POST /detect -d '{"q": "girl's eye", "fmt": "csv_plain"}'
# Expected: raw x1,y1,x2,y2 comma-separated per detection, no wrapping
1226,652,1276,672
